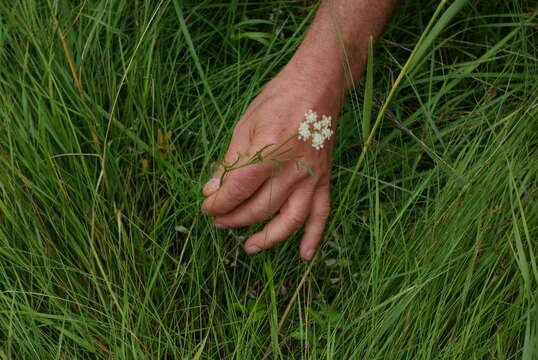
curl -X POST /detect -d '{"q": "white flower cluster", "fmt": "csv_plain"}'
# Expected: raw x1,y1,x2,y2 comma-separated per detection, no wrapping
298,109,334,150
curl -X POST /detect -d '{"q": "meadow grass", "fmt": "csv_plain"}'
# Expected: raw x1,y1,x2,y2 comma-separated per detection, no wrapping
0,0,537,358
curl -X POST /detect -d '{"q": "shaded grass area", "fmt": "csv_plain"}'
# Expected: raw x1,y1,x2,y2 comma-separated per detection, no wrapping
0,0,537,358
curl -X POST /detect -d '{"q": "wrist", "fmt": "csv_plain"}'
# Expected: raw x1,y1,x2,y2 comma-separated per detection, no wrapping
286,35,367,96
283,51,347,108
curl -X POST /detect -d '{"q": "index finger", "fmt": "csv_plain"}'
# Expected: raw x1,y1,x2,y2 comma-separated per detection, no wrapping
202,159,274,216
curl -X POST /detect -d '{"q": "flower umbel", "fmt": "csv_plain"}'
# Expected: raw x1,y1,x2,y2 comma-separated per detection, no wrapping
298,110,334,150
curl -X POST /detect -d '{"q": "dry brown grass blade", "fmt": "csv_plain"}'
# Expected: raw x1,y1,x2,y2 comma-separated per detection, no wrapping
52,16,83,96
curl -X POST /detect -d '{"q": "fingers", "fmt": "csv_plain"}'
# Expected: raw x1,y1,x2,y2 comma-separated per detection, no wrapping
243,185,315,254
202,159,274,216
213,166,308,228
202,177,221,197
299,185,331,261
212,178,289,228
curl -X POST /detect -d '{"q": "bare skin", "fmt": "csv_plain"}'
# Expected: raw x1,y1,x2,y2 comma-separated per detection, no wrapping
202,0,399,260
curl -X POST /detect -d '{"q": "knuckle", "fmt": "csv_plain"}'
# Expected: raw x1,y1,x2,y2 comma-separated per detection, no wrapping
287,212,306,228
317,203,331,218
264,234,284,248
293,165,310,180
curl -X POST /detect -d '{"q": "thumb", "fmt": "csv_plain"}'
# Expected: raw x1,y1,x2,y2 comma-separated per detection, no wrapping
202,122,251,197
202,176,221,197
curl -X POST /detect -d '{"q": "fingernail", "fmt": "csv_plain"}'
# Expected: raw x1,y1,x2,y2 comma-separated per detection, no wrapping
245,245,261,254
305,249,315,261
203,178,220,195
214,222,227,230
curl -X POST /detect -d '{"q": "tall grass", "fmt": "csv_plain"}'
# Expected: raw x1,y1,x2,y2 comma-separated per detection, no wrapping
0,0,536,358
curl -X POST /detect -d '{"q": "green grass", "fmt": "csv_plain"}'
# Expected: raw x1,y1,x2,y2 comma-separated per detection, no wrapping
0,0,537,358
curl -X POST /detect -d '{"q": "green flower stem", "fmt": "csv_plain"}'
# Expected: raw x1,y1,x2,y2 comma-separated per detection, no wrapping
219,133,300,185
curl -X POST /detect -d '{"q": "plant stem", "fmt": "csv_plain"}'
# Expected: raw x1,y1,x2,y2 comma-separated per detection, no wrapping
220,133,300,185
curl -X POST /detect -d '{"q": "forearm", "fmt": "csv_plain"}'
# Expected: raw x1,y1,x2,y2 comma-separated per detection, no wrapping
287,0,399,97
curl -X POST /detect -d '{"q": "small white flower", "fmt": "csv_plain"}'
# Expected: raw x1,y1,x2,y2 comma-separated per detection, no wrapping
298,121,312,141
320,115,332,127
321,127,333,139
298,109,334,150
305,109,318,124
312,133,324,150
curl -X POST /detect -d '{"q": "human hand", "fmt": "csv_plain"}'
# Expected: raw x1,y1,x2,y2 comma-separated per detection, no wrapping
202,62,343,261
